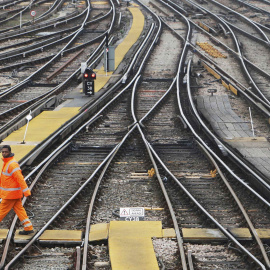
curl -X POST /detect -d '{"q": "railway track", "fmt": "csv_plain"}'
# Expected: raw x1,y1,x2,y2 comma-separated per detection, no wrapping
0,0,269,269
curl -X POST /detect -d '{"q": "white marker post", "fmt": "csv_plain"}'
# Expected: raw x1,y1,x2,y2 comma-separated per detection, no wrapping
20,11,22,28
249,107,255,138
30,10,36,24
22,111,32,144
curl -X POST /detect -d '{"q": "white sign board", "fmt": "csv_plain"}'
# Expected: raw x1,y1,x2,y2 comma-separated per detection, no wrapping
120,207,145,221
30,10,36,17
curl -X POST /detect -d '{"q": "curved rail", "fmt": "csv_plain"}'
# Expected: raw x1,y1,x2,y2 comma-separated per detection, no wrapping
81,125,136,270
132,76,188,269
185,0,270,106
197,140,270,268
1,3,157,266
168,7,269,267
185,58,270,198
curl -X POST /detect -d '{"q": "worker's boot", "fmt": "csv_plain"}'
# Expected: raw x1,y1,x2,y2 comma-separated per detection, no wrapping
19,230,34,235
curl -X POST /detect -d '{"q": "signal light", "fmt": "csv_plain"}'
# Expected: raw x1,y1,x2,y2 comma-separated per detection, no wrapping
83,68,96,81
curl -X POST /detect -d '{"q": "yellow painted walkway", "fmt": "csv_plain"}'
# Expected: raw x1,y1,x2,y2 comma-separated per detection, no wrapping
94,6,145,92
109,221,162,270
0,107,80,167
0,5,145,166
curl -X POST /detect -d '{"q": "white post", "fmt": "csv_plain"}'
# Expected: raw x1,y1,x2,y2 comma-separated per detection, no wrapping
249,107,255,138
105,47,108,76
22,111,32,144
20,11,22,28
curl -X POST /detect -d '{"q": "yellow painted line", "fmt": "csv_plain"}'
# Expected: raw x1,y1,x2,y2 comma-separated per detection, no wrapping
58,162,101,165
115,161,144,164
182,228,270,240
163,228,176,238
94,7,144,93
91,1,109,4
0,229,9,243
109,221,161,270
39,230,82,241
89,223,109,241
182,228,227,240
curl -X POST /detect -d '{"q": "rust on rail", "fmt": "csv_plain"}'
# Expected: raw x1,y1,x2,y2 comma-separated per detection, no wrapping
47,49,84,81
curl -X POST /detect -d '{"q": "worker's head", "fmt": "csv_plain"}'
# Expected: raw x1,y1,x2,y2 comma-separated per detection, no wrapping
2,145,11,158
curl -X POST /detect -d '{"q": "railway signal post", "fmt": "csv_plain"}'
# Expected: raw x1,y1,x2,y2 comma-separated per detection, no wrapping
83,68,96,96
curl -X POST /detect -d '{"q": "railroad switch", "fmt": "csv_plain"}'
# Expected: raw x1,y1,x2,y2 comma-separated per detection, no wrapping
210,169,217,178
148,168,155,177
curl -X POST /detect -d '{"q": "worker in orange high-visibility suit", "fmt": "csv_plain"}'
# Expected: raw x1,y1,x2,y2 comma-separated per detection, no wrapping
0,145,34,235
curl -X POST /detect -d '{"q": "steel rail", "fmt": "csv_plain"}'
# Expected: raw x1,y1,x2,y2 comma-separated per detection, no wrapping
160,17,270,117
197,140,270,268
5,5,161,266
80,16,159,113
220,18,269,45
139,76,177,125
2,19,153,260
0,0,113,99
132,77,188,269
235,0,270,14
137,56,270,266
0,8,112,70
147,139,267,270
0,36,61,59
19,26,156,167
205,0,270,43
2,6,156,267
0,112,104,268
185,59,270,206
0,7,88,41
34,0,67,23
18,17,120,165
81,125,137,270
3,133,123,269
187,41,270,191
0,0,36,26
0,0,66,31
185,0,270,107
0,0,25,9
0,0,76,33
0,29,112,121
21,23,155,166
0,9,92,99
133,43,270,265
0,142,71,269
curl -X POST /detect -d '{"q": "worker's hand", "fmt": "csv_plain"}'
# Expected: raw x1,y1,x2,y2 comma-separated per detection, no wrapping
24,190,31,197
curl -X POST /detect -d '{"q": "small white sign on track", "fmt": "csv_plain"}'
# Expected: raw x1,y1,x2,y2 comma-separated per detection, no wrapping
30,10,36,17
120,207,145,221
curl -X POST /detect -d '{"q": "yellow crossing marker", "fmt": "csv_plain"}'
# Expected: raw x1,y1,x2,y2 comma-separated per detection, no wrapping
89,221,176,270
0,229,8,243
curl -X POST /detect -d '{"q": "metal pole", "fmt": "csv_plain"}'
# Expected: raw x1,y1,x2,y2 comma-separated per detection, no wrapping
105,47,107,76
20,11,22,28
22,111,32,144
22,120,30,144
249,107,255,137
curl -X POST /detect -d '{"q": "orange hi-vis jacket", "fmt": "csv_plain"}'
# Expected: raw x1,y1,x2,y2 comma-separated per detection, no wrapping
0,155,31,199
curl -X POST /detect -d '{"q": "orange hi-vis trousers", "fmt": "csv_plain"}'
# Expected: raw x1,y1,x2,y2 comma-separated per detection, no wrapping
0,199,33,231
